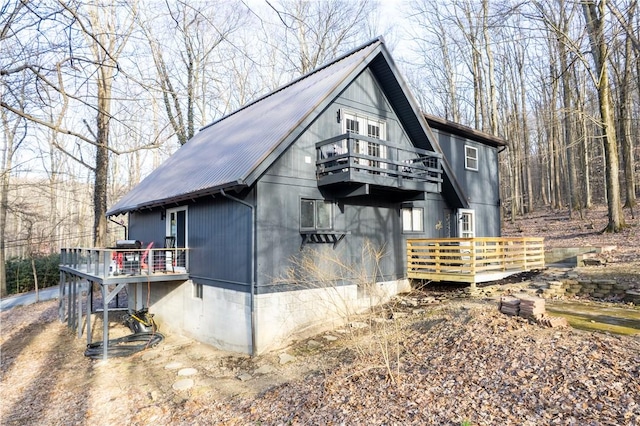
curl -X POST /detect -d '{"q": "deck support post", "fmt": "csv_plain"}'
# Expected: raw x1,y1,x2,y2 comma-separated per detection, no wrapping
77,280,83,338
86,281,92,345
102,283,109,362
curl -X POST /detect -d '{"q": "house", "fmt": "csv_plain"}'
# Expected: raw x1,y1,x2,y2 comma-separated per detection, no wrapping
104,37,510,355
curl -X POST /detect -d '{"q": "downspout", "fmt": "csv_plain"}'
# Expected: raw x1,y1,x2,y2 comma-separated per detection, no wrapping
220,189,256,357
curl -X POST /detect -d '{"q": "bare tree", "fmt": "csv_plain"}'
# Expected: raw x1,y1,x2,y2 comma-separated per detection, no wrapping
137,1,247,145
582,0,626,232
1,1,138,246
264,0,376,77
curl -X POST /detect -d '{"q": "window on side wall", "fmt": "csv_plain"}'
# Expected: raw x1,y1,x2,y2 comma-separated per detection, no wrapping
402,207,424,232
301,199,333,231
465,145,478,171
193,282,203,299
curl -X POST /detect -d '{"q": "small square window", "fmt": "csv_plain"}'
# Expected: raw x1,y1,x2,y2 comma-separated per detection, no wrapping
193,282,203,299
402,207,423,232
301,199,333,231
465,145,478,171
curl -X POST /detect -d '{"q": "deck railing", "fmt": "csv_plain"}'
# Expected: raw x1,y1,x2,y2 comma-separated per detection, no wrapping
407,237,545,283
60,247,188,280
316,132,442,191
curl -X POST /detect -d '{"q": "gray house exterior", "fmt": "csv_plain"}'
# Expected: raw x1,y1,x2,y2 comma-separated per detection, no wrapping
107,37,505,354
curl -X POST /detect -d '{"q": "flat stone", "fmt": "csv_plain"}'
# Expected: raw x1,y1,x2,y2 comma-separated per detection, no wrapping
177,368,198,376
349,321,368,329
323,335,338,341
279,353,295,365
237,373,253,382
165,362,183,370
254,365,275,375
307,339,322,348
172,379,194,390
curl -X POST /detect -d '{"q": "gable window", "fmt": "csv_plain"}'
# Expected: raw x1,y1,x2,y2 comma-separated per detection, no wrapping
301,199,333,230
465,145,478,171
402,207,424,232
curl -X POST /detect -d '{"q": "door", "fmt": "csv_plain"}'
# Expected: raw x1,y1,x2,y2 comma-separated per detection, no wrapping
457,209,475,238
166,206,188,270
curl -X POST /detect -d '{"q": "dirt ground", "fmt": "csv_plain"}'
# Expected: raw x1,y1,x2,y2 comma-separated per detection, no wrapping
1,205,640,425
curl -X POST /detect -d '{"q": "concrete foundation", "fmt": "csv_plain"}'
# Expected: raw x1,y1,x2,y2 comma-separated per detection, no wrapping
146,278,410,355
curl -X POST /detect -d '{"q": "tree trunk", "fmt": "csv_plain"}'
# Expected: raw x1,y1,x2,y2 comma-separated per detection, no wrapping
583,0,626,232
620,3,636,209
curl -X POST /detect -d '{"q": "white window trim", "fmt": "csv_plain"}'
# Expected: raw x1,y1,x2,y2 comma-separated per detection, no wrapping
402,207,424,233
465,145,478,171
457,209,476,238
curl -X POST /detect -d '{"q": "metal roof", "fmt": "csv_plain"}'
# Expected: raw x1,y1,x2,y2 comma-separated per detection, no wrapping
107,36,471,215
107,38,383,216
424,114,507,148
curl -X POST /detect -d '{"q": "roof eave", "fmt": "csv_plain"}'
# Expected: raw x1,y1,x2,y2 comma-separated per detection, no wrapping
106,181,248,217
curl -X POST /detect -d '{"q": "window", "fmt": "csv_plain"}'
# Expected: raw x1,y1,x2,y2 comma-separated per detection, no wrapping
458,209,475,238
193,282,203,299
343,111,387,171
402,207,424,232
465,145,478,171
301,199,333,230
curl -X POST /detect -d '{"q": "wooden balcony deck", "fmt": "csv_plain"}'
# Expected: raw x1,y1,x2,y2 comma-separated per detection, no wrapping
407,237,545,284
316,132,442,195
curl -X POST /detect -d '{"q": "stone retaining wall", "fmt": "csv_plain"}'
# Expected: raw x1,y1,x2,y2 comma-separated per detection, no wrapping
464,270,639,304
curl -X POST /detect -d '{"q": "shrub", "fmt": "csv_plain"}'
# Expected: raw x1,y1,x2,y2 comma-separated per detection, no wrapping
5,253,60,295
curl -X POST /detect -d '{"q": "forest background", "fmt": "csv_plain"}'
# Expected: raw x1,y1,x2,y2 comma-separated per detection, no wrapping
1,0,639,296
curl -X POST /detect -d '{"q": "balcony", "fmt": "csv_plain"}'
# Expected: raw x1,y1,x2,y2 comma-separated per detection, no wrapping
59,246,190,360
59,247,189,284
407,237,545,285
316,132,442,196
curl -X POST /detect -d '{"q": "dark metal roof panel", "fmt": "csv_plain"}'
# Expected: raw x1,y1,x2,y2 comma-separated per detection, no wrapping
108,39,382,216
423,114,507,147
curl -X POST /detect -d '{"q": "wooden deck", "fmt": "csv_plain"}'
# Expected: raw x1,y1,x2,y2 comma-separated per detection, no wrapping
407,237,545,284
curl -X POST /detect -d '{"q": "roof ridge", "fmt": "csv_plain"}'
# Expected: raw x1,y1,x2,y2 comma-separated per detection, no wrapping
200,36,384,132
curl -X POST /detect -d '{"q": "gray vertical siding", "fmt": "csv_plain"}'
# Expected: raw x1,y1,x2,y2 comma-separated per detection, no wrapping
189,197,252,290
254,69,451,293
432,129,501,237
129,210,167,247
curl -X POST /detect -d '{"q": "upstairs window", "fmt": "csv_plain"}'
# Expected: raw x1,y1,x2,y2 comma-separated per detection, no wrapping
343,111,387,171
465,145,478,171
301,199,333,231
345,117,360,133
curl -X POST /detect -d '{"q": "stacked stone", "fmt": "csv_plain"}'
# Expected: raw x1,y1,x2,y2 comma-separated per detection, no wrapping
577,280,596,297
592,280,615,299
563,279,582,297
499,296,520,316
518,296,545,320
542,281,565,298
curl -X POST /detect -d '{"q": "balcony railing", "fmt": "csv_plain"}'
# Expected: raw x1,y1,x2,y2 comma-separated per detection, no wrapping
316,132,442,193
407,237,545,284
60,247,189,282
